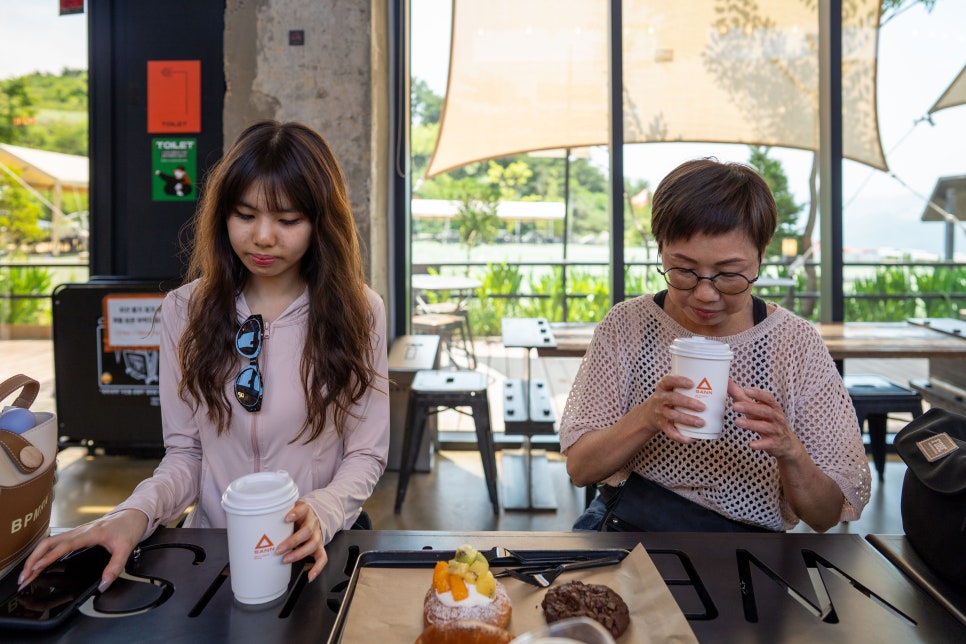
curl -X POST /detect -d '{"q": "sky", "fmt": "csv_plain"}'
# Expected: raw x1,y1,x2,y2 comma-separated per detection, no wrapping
1,1,964,257
0,2,87,77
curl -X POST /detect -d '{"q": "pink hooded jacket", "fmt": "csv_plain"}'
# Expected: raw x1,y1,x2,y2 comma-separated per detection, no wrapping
111,280,390,544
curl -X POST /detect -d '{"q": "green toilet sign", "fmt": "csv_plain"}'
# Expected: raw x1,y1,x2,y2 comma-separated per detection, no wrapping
152,138,197,201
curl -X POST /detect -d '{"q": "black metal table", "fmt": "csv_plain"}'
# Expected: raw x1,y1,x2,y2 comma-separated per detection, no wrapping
3,529,965,642
866,533,966,627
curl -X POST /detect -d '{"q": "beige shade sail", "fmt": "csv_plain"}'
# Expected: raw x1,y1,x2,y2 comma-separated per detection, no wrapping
426,0,886,178
929,64,966,115
0,143,89,254
0,143,89,193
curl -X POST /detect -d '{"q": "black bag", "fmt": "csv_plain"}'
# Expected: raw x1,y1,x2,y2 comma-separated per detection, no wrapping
894,407,966,589
599,472,775,533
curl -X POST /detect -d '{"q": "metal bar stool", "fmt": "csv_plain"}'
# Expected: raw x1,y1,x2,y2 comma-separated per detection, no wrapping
412,313,477,370
845,374,923,482
394,369,499,514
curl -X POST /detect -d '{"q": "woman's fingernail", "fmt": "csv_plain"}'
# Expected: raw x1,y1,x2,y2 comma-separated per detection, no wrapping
98,578,111,593
17,572,24,586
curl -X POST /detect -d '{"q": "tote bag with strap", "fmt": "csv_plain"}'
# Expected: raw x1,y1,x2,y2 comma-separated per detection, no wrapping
893,407,966,590
0,374,57,581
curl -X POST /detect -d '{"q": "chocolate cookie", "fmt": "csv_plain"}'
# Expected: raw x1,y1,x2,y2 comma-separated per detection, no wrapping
541,580,630,639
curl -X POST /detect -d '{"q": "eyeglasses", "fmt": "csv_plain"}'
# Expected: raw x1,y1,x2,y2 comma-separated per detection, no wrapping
657,267,759,295
234,314,263,412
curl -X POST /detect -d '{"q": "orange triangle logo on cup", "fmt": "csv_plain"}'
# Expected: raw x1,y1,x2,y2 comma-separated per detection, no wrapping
696,377,713,393
254,534,274,551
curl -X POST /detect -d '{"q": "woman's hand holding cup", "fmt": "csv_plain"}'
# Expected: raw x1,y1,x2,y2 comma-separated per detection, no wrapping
642,373,706,443
276,501,327,582
729,381,804,460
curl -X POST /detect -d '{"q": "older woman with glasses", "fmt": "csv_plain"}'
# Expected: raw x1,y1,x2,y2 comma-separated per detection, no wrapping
20,121,389,592
563,158,870,533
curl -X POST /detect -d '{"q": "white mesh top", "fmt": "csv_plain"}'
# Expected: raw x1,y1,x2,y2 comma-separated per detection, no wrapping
559,294,872,531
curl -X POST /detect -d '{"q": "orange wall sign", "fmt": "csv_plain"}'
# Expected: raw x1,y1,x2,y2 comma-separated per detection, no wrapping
147,60,201,133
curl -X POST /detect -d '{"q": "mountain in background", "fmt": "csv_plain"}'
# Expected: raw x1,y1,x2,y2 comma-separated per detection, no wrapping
844,191,966,260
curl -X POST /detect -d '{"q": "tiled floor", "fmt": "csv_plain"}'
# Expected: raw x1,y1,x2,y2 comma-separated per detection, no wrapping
2,337,920,537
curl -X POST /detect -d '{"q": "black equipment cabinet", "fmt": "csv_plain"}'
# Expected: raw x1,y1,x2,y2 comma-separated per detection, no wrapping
52,279,177,454
88,0,225,279
56,0,227,452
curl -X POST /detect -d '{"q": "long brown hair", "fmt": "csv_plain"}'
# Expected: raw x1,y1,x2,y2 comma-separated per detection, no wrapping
178,120,377,442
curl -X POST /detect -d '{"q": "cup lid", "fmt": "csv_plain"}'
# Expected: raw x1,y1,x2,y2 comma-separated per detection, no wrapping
221,470,299,513
669,336,733,359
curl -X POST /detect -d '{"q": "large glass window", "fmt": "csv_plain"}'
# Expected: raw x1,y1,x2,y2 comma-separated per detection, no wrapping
407,1,966,333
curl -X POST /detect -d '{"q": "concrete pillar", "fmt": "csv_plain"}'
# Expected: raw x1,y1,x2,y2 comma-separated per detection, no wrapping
223,0,390,301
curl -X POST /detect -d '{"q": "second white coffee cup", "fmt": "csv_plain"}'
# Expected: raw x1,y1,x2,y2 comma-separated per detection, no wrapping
221,470,300,604
669,337,733,440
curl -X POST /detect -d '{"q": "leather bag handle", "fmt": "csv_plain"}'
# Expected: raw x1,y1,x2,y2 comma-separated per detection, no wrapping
0,374,40,410
0,430,43,474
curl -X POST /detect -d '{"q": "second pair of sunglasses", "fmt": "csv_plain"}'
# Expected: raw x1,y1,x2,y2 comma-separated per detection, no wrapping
234,314,263,412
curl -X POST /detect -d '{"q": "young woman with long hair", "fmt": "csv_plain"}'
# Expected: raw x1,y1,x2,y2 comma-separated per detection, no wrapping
21,121,389,590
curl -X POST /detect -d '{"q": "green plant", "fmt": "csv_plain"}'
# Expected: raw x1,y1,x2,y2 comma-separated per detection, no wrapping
522,267,565,321
847,266,916,321
468,263,524,336
463,260,966,334
559,269,611,322
913,265,966,318
0,172,47,247
466,263,677,335
626,265,666,300
0,262,52,325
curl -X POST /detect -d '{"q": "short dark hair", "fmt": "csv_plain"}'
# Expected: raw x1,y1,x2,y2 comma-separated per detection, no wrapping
650,158,777,257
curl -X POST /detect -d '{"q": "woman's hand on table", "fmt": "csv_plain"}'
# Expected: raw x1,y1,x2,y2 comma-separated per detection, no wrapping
277,500,327,583
18,509,147,592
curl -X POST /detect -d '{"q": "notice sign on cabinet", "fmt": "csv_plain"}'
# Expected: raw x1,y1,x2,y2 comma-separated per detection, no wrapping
147,60,201,133
102,295,164,351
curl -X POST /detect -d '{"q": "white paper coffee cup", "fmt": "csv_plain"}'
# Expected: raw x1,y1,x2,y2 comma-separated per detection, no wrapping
669,337,733,440
221,470,300,604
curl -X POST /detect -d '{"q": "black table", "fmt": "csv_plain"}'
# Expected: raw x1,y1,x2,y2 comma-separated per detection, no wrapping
866,533,966,627
3,529,964,642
